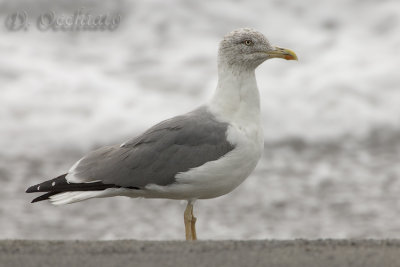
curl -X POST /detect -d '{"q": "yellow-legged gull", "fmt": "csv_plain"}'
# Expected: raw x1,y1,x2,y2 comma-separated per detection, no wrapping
26,28,297,240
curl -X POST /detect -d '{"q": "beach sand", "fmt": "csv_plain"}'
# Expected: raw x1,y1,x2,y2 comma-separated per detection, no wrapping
1,239,400,267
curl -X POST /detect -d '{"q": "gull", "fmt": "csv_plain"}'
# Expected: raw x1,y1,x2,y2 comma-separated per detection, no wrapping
26,28,297,240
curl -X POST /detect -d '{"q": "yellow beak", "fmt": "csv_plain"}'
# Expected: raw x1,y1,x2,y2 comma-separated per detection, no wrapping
267,46,298,61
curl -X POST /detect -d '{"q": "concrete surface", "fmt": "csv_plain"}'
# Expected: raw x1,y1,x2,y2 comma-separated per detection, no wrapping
1,240,400,267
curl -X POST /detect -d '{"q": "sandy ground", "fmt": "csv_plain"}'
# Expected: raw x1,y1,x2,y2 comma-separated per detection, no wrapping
1,240,400,267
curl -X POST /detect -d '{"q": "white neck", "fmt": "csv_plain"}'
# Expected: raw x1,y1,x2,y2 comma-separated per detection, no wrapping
208,64,261,126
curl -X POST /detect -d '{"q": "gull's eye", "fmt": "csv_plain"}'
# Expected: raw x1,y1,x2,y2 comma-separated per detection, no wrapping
244,39,254,46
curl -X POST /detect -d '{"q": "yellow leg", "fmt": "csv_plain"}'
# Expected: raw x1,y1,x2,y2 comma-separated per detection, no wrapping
184,202,197,240
191,211,197,240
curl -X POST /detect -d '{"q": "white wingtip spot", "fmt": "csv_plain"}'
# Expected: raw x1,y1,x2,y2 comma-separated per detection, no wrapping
52,182,56,186
37,186,40,190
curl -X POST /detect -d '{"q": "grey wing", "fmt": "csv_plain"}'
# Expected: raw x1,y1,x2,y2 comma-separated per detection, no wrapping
69,107,235,188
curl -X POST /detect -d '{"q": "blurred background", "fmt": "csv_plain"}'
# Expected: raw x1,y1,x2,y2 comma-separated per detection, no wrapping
1,0,399,240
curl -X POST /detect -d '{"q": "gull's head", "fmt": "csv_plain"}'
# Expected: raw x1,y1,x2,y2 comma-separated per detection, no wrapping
218,28,297,70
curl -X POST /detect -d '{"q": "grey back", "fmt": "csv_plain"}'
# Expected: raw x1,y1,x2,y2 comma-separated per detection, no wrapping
71,106,235,188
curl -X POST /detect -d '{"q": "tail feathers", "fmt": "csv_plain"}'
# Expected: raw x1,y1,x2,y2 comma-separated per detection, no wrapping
30,189,131,205
48,188,137,205
49,191,105,205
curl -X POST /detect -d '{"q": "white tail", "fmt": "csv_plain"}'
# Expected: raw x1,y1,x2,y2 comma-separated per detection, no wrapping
49,188,143,205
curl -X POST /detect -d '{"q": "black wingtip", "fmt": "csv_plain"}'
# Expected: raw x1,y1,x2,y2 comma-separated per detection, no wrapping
31,192,61,203
26,173,68,194
26,173,122,203
26,186,36,193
